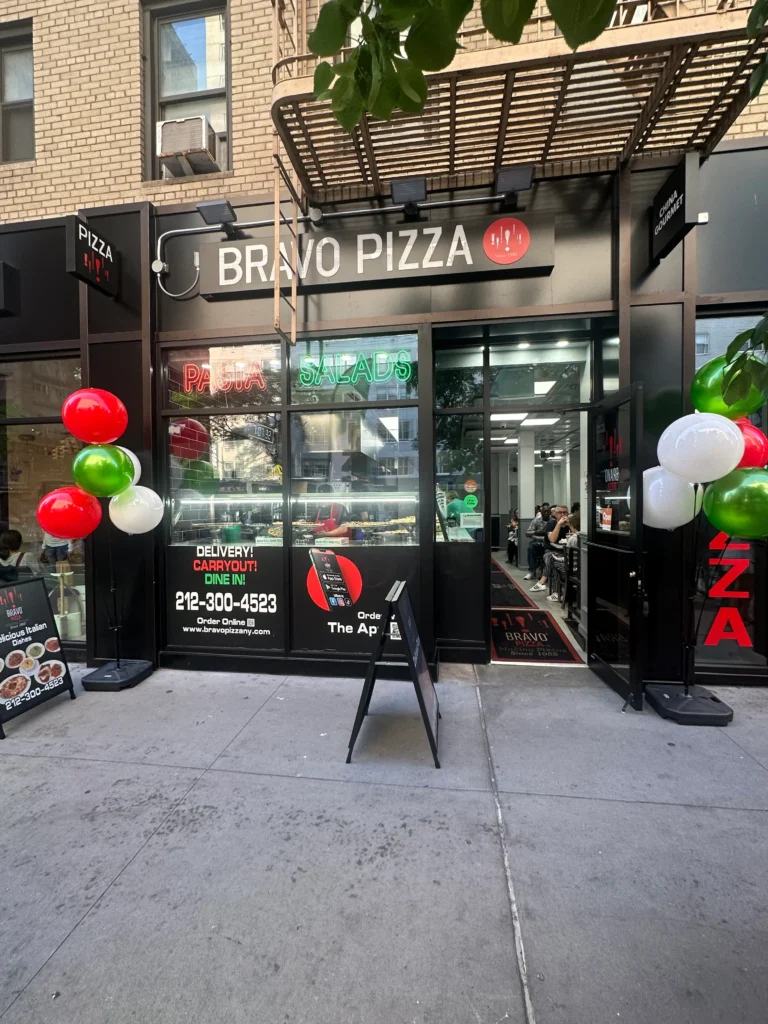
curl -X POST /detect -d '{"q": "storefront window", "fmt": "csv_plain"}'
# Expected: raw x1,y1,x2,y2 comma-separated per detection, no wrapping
290,333,418,404
0,358,81,418
0,405,87,643
434,346,483,408
168,413,282,546
165,343,282,411
435,414,483,542
489,334,591,408
290,408,418,546
694,313,767,674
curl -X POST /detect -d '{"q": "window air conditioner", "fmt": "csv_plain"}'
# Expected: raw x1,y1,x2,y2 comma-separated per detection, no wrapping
156,116,220,177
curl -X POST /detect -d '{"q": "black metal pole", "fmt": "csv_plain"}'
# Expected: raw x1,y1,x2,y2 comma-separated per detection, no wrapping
683,484,702,697
107,522,121,669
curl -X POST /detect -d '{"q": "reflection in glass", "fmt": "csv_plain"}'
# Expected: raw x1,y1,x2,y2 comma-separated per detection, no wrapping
168,414,282,546
0,424,86,641
290,408,418,546
290,334,418,404
159,15,226,96
601,334,620,395
2,47,33,102
490,337,591,407
0,359,81,419
593,405,631,536
434,346,483,408
435,414,483,543
165,344,282,410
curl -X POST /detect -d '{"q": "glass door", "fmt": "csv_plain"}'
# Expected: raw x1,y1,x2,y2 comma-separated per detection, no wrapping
586,384,645,708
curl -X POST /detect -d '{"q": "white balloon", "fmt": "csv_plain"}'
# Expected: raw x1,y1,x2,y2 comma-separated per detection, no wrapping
643,466,703,530
109,485,163,535
117,446,141,484
657,413,744,484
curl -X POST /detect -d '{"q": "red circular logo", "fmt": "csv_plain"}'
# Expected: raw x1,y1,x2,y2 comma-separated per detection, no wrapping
307,554,363,611
483,218,531,265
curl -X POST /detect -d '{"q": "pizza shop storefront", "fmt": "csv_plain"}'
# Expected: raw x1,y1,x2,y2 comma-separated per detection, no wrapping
0,143,767,698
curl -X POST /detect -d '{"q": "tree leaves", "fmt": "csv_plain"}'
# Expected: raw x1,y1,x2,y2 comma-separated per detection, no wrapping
721,314,768,406
748,0,768,37
313,61,336,100
394,56,428,110
481,0,536,44
546,0,619,48
750,55,768,98
308,0,350,57
332,75,364,131
725,328,755,363
307,0,766,132
405,6,458,70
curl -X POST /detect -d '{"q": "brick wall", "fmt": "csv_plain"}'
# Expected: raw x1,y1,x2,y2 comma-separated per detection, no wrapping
0,0,275,223
0,0,766,224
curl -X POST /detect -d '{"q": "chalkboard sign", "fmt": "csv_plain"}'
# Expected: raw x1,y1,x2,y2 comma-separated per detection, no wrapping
0,578,75,739
347,580,440,768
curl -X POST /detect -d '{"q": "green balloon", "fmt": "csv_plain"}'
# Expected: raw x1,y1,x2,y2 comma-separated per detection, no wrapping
703,468,768,539
691,355,765,419
182,459,218,495
72,444,134,497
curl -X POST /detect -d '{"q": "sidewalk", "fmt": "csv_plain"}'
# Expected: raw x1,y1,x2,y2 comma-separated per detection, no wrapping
1,664,767,1024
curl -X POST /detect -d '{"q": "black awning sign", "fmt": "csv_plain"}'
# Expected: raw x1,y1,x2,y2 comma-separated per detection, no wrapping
650,153,700,263
199,214,555,298
65,216,120,297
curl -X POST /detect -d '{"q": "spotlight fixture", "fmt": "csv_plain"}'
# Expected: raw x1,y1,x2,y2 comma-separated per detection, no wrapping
391,177,427,220
196,200,238,236
495,164,535,211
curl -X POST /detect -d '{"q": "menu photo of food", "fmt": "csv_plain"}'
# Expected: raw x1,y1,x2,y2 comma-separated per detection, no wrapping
0,636,67,705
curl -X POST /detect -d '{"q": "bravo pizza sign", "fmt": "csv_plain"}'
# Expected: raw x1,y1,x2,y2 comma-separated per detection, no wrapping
198,215,554,298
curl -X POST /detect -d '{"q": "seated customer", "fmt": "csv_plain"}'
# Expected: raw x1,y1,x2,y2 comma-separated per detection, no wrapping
523,502,550,579
0,530,39,583
530,505,570,596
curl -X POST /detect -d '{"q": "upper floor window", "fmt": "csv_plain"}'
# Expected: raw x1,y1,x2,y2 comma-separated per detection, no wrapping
0,25,34,163
146,3,229,179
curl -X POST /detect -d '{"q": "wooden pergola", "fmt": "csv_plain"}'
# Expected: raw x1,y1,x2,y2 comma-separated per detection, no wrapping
271,6,767,203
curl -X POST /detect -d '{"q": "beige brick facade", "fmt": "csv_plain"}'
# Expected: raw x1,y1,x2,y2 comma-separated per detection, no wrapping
0,0,766,224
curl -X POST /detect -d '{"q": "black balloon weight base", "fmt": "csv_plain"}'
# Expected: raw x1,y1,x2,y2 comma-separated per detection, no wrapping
81,660,154,692
645,683,733,726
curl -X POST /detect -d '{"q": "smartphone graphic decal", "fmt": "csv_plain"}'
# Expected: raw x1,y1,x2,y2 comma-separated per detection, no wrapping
309,548,353,611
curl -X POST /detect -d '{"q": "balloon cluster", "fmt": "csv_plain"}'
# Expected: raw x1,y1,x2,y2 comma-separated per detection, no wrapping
36,389,164,539
644,356,768,539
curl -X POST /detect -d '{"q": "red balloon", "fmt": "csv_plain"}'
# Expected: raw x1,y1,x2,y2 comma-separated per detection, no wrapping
62,388,128,444
735,418,768,469
169,417,209,460
37,486,102,540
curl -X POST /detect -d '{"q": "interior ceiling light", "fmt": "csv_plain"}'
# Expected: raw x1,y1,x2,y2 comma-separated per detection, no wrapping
534,381,556,395
504,438,519,444
556,340,570,348
516,342,531,350
491,436,507,441
607,337,620,346
490,413,527,421
521,417,560,426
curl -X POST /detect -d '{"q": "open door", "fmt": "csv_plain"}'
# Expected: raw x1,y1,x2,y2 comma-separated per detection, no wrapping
586,384,645,709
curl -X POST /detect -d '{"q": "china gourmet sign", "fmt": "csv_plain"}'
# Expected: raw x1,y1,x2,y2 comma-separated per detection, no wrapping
650,153,700,263
199,215,554,298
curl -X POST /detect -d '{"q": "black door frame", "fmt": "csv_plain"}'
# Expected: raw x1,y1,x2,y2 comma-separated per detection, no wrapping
585,382,645,708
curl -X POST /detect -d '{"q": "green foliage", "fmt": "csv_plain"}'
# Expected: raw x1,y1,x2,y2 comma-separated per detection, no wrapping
721,315,768,407
308,0,768,132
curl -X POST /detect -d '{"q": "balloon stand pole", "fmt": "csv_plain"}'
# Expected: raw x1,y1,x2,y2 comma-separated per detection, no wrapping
645,486,734,726
81,522,154,693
